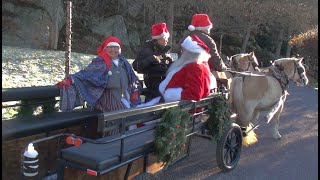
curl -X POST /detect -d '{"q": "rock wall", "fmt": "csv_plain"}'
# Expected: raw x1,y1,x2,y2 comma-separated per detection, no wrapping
2,0,161,58
2,0,65,49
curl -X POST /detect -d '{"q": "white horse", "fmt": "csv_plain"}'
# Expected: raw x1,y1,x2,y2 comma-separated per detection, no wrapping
229,57,308,144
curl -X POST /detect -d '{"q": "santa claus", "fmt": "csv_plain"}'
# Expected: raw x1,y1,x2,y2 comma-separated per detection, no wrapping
159,34,216,102
136,34,216,108
131,34,216,129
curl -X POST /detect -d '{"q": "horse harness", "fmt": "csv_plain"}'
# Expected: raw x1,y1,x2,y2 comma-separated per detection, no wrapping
268,65,289,94
268,61,304,94
225,59,304,95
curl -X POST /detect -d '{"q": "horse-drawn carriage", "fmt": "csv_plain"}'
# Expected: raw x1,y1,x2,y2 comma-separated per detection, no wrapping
2,51,308,180
2,80,243,180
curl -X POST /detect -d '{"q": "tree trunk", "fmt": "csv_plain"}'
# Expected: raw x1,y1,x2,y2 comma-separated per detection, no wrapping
285,24,293,57
49,8,60,50
167,0,174,47
65,0,72,77
121,0,127,16
241,24,251,53
275,28,284,58
143,0,146,25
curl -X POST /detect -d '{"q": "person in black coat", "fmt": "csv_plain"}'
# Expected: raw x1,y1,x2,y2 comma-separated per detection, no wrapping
132,23,173,101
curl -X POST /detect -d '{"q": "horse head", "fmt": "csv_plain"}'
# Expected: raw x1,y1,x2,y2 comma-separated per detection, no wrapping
273,57,309,86
227,51,259,72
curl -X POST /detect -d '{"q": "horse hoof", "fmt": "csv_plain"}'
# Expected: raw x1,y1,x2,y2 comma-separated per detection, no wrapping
273,134,282,140
265,116,271,123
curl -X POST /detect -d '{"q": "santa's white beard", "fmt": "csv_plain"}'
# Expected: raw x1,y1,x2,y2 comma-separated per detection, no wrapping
166,50,210,75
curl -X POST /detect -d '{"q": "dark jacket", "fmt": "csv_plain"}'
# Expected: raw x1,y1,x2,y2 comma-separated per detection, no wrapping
132,39,172,101
180,30,227,72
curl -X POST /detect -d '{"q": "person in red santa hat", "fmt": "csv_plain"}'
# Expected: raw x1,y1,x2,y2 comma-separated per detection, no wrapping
132,23,173,102
57,36,141,113
135,34,216,107
159,34,216,102
129,34,216,130
179,14,227,72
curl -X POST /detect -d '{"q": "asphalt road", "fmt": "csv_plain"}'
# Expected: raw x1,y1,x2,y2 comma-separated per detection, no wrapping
150,82,318,180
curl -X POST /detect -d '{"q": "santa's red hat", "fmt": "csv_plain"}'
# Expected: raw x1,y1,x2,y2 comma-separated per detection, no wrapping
151,23,170,39
188,14,213,31
181,35,210,54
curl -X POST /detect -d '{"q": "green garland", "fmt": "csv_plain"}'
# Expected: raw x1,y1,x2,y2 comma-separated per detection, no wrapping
154,107,189,169
206,95,232,141
154,96,232,169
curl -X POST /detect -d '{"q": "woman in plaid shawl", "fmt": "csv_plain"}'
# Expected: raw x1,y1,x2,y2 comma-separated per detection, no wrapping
57,36,141,112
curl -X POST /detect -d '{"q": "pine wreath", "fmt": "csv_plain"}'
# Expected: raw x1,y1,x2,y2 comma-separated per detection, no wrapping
154,107,189,169
206,95,232,141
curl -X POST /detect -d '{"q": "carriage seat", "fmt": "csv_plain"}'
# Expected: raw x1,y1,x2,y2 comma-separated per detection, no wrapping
61,124,155,170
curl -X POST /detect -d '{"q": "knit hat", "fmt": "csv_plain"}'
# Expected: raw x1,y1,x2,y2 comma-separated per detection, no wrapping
188,14,213,31
181,34,210,54
151,23,170,39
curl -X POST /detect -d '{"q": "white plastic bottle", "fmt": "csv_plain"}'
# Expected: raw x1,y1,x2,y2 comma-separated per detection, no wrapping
23,143,39,177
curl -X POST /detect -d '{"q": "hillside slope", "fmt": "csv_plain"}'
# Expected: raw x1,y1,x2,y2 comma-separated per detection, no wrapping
2,46,144,119
2,46,96,88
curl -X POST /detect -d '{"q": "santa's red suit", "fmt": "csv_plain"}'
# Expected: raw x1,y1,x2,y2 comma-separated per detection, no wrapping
159,61,212,102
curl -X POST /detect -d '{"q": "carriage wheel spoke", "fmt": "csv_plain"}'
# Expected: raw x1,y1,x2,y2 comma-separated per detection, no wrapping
229,148,233,163
226,132,240,164
225,135,232,148
230,133,236,141
223,129,242,165
231,143,239,149
230,148,237,154
225,142,231,148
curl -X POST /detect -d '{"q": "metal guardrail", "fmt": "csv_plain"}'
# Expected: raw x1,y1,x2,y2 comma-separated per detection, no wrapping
2,85,59,102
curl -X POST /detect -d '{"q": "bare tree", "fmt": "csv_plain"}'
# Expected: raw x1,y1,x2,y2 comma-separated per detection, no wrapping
167,0,175,47
264,0,318,58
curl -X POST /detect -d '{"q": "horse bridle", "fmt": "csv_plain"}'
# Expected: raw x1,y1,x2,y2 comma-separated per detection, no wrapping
292,61,305,80
230,55,259,72
272,60,305,94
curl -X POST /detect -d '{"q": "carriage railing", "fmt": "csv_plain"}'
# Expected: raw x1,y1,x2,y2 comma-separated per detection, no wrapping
2,82,149,119
2,86,62,120
18,93,220,179
2,84,220,141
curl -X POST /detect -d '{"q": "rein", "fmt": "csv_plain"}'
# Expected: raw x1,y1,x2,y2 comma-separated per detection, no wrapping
224,69,264,77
